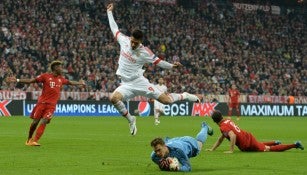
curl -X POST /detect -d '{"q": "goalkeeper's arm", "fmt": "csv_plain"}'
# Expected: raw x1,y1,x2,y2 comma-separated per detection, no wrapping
176,151,191,172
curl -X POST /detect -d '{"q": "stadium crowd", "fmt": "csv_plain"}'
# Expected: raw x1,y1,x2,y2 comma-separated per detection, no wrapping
0,0,306,98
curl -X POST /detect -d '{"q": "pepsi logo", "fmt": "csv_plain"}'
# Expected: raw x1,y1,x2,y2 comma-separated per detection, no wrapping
138,101,151,117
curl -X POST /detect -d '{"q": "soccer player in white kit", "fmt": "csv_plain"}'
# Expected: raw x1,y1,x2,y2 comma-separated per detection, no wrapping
107,3,201,135
154,78,167,125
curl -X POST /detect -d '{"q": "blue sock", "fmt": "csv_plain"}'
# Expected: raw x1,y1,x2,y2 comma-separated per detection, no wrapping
196,126,208,144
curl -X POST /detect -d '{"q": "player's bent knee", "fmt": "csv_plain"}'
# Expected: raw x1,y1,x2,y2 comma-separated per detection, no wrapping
109,96,117,104
159,98,172,104
109,92,122,104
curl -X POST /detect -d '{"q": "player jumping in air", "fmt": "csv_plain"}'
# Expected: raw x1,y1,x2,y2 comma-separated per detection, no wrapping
107,3,201,135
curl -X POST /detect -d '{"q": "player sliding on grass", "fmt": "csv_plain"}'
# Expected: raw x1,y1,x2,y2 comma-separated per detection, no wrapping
107,3,201,136
150,122,213,172
207,110,304,153
6,61,85,146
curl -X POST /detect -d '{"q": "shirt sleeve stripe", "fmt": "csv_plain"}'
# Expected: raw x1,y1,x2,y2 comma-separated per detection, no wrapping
115,31,120,41
153,58,162,65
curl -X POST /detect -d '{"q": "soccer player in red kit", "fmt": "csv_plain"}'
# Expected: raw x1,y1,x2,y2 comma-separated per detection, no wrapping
228,84,240,120
207,110,304,153
6,61,85,146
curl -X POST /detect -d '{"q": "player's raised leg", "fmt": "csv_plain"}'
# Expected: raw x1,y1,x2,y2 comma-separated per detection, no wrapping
196,122,213,150
157,92,201,104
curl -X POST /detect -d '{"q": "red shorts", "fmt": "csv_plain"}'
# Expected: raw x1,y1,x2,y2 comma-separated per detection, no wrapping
30,103,56,121
229,103,239,108
239,134,266,152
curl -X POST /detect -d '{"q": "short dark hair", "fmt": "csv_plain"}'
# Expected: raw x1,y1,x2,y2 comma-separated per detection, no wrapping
211,110,223,123
50,60,62,71
150,137,165,147
132,29,143,40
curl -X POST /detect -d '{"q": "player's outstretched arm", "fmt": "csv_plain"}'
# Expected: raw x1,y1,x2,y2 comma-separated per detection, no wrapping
6,77,36,84
69,79,86,87
155,60,183,70
172,62,183,68
106,3,119,37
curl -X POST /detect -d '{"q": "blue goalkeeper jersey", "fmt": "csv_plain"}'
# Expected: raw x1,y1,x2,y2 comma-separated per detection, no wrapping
151,136,200,172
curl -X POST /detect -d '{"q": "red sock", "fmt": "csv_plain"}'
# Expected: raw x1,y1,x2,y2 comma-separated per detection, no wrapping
263,141,276,146
270,144,296,152
34,124,46,142
228,110,232,116
28,123,38,140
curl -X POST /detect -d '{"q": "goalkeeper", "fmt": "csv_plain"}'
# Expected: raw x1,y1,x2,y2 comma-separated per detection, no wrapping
150,122,213,172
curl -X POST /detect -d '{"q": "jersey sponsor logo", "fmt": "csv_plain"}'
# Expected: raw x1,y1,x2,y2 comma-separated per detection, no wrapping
0,100,12,116
120,51,136,63
50,81,56,88
138,101,151,117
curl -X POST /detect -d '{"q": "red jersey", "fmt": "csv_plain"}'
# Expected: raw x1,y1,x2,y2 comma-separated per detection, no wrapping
35,73,69,105
219,119,255,151
228,89,240,103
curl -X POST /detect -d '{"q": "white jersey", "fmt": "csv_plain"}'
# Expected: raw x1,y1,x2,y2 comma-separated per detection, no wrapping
107,11,161,82
116,34,159,81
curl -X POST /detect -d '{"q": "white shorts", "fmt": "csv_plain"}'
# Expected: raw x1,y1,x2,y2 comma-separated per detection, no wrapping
115,76,164,101
154,100,165,113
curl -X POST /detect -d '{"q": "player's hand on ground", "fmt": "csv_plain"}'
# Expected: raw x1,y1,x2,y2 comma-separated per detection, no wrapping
5,76,17,83
172,62,182,68
224,150,234,154
107,3,114,11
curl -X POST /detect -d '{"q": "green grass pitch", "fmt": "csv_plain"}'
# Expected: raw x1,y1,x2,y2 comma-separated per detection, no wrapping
0,116,306,175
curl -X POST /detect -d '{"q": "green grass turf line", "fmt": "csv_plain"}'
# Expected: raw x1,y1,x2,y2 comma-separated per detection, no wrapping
0,116,306,175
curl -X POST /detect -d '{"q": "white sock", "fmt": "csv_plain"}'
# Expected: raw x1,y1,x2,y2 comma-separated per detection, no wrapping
154,111,159,120
114,101,133,122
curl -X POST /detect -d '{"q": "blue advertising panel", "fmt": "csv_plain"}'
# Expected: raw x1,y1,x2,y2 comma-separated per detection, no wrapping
21,101,307,117
24,101,122,116
241,104,307,116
